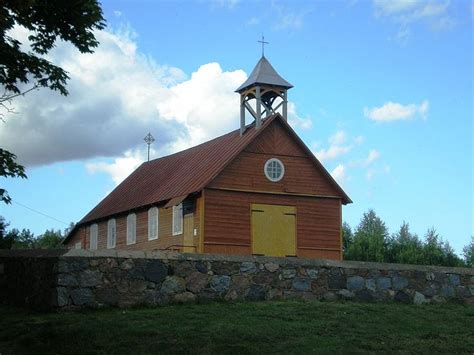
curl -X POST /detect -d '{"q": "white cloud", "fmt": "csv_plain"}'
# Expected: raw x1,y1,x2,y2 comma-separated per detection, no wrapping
272,2,309,30
364,100,429,122
86,148,145,186
1,23,309,186
331,164,347,186
113,10,122,17
373,0,455,42
314,130,352,162
210,0,240,9
246,17,260,26
287,102,313,130
365,149,380,165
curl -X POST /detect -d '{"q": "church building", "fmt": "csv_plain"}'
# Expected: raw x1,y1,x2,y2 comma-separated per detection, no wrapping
64,55,352,260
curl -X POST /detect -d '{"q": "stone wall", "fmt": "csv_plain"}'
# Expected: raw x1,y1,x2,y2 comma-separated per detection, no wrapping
0,249,473,310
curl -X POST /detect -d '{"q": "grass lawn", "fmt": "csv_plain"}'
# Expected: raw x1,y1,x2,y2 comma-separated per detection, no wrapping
0,301,473,354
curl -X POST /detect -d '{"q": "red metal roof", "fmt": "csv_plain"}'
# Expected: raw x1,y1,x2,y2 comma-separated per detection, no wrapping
77,114,351,227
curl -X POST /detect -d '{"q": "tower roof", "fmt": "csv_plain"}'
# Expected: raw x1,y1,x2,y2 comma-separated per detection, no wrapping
235,56,293,93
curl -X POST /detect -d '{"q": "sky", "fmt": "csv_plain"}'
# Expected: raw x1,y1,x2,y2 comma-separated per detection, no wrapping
0,0,472,255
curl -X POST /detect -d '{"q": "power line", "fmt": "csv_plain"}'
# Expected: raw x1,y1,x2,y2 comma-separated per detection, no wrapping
12,200,69,226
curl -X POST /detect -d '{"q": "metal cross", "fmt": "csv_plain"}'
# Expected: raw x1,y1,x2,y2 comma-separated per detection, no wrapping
258,35,269,57
144,132,155,162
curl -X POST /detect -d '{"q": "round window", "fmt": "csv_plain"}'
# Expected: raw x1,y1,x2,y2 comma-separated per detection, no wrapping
264,158,285,182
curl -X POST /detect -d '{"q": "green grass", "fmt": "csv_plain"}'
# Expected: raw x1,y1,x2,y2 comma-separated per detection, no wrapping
0,301,473,354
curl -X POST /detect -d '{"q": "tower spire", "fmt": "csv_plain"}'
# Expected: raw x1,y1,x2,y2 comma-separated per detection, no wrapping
235,48,293,136
257,35,269,57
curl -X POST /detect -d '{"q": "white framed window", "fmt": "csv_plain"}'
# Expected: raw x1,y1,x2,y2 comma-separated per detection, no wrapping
75,242,82,249
172,203,183,236
126,213,137,245
264,158,285,182
107,218,116,249
89,223,98,250
148,207,159,240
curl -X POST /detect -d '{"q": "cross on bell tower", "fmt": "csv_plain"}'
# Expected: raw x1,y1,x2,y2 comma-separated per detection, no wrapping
235,38,293,136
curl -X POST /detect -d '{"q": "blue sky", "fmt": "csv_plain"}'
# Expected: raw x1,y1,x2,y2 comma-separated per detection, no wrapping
1,0,472,254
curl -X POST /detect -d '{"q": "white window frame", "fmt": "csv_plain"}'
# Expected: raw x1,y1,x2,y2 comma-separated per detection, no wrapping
107,218,116,249
264,158,285,182
148,207,159,241
126,213,137,245
172,203,183,236
75,242,82,249
89,223,98,250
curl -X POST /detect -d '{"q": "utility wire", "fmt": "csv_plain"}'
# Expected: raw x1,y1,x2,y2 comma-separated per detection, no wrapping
12,200,69,226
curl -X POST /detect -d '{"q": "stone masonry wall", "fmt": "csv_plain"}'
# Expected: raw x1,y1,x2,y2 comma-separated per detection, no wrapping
0,249,473,310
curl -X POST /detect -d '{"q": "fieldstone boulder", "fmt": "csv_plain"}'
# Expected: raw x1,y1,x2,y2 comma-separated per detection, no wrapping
79,270,102,287
347,276,365,291
440,285,455,298
186,272,209,293
212,261,240,275
281,269,297,279
246,284,266,301
240,262,257,274
57,273,78,287
173,292,196,303
120,259,134,271
264,263,279,273
376,277,391,290
328,269,346,289
337,289,355,299
365,279,376,292
292,278,312,292
392,276,409,291
144,261,168,283
394,290,412,304
306,269,319,279
211,275,231,294
162,276,186,294
56,287,70,307
95,287,119,306
70,288,93,306
448,274,461,286
413,291,428,305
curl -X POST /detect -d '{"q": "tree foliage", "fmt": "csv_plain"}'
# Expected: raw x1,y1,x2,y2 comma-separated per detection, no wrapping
343,210,467,267
0,218,64,249
0,0,105,204
1,0,106,102
0,148,26,203
463,236,474,267
345,209,388,262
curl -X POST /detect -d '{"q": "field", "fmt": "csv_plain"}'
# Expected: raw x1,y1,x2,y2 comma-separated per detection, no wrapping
1,301,473,354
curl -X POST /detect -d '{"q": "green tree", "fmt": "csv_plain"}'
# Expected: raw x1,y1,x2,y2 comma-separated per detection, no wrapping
462,236,473,267
387,222,424,265
0,149,27,203
342,221,353,258
35,229,64,249
346,209,388,262
422,228,445,266
1,0,106,203
0,216,14,249
6,228,35,249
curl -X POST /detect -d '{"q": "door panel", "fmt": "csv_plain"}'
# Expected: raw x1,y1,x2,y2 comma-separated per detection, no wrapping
251,203,296,257
183,214,195,253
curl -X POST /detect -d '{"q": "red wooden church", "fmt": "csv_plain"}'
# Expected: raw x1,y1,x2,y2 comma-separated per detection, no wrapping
65,56,351,260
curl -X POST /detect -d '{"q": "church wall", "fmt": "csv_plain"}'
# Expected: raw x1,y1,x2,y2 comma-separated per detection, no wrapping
208,120,341,197
203,188,342,260
66,204,201,252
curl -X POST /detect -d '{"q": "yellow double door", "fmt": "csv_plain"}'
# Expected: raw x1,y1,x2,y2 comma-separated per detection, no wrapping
251,203,296,257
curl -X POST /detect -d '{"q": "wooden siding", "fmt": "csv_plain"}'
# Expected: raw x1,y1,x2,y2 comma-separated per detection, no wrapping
203,189,342,259
208,120,340,197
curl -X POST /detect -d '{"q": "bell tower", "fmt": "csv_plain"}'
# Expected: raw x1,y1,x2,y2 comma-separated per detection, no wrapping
235,42,293,135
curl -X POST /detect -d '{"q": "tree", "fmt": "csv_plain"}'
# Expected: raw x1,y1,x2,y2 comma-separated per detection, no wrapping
35,229,64,249
462,236,474,267
387,222,424,265
7,227,35,249
1,0,106,203
342,221,353,257
0,148,26,203
0,216,14,249
345,209,389,262
422,228,445,266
